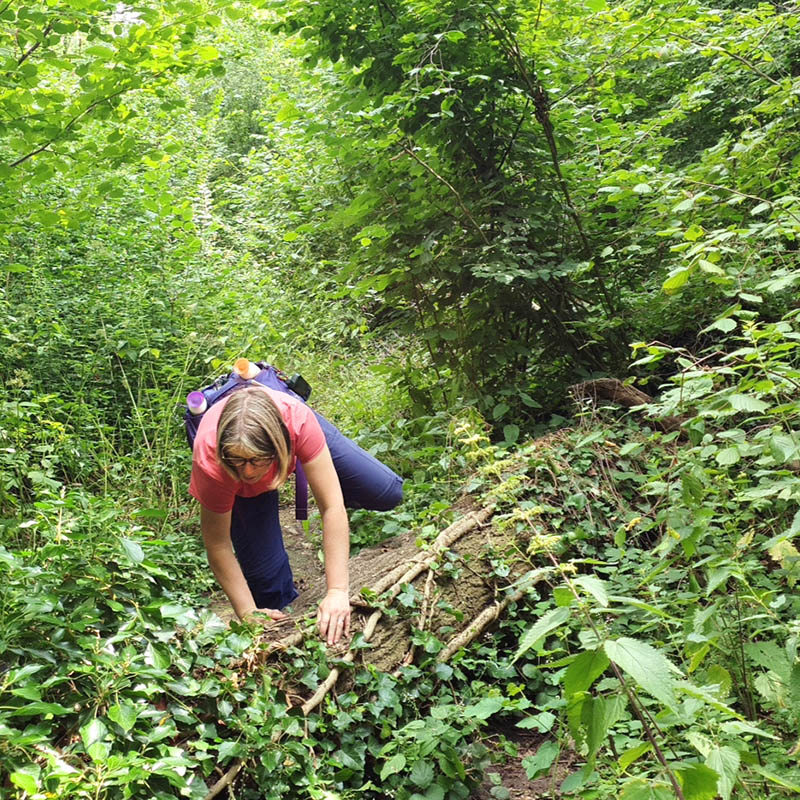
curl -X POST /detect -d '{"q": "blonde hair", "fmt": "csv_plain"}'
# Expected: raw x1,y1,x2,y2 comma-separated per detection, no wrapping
216,387,292,485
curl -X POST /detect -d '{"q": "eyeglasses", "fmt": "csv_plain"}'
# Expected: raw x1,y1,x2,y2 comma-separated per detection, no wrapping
226,456,272,468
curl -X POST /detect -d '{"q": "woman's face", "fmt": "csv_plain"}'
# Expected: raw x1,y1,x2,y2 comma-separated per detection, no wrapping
224,449,273,484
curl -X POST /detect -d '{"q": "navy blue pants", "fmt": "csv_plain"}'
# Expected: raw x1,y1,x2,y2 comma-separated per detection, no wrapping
230,491,298,610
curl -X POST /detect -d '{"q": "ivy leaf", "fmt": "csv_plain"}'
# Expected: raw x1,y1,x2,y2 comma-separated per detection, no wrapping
462,696,504,720
218,741,243,761
381,753,406,781
604,637,678,710
513,607,571,662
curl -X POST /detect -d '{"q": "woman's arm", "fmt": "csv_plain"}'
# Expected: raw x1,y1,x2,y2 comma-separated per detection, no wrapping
200,505,286,622
302,445,351,644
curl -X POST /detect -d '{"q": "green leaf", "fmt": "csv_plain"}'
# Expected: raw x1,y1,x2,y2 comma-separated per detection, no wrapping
10,701,71,717
619,442,643,456
618,742,652,771
121,537,144,564
604,637,678,710
728,394,769,413
462,696,504,720
553,586,574,606
10,766,39,795
520,392,541,408
705,317,736,333
677,763,719,800
503,424,520,444
719,720,778,740
705,746,740,800
749,766,800,792
410,759,434,789
619,779,674,800
81,718,107,749
381,753,406,781
585,694,626,759
218,740,243,760
564,648,610,697
573,575,608,607
663,269,690,293
108,702,139,733
514,607,571,662
85,45,116,59
493,402,510,420
684,224,705,241
80,717,110,761
522,740,559,779
697,259,724,275
715,447,740,466
424,784,445,800
676,681,742,718
196,45,220,62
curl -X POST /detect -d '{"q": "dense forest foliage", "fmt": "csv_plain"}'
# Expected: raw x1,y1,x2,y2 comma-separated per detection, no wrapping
1,0,799,797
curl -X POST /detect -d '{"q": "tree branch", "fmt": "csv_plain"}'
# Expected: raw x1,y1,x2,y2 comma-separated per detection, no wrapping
401,145,490,245
672,31,782,87
7,69,168,169
17,21,54,67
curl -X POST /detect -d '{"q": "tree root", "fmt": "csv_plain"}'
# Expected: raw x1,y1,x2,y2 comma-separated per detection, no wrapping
203,762,243,800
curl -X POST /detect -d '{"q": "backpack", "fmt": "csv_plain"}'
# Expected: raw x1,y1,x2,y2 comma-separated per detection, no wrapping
184,362,403,520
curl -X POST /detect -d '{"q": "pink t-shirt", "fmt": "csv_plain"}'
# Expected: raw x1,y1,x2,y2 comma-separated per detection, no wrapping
189,386,325,513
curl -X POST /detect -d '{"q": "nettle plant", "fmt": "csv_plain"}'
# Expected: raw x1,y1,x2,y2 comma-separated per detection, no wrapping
490,294,800,799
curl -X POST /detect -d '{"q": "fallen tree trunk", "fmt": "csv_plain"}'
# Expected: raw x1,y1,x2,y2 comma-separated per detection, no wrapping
256,502,510,673
570,378,687,433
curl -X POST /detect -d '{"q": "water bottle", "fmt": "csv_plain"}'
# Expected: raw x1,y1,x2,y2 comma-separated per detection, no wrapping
186,391,208,415
233,358,260,380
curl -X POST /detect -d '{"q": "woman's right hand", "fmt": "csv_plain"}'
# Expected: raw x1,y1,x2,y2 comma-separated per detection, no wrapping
245,608,288,622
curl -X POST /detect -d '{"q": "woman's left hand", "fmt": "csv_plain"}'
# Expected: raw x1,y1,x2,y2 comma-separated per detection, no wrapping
317,588,351,645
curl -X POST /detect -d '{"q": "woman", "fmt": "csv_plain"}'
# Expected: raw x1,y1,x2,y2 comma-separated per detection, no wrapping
189,384,351,645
